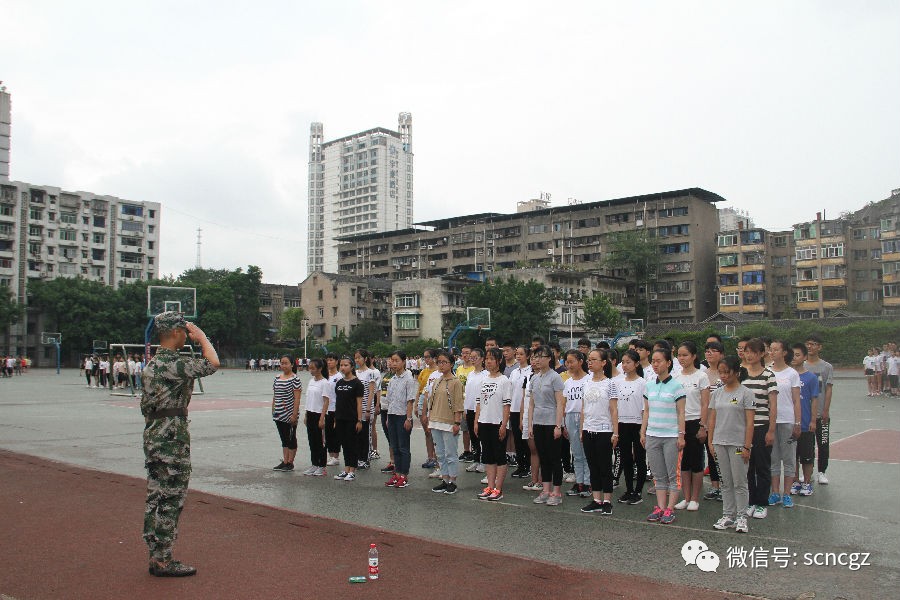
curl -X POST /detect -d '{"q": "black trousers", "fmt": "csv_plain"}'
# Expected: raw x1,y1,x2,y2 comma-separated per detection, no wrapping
533,424,563,486
336,420,358,468
618,422,646,493
582,431,614,493
747,425,772,506
356,420,370,464
509,412,529,468
305,411,325,467
324,412,340,453
816,417,830,473
466,410,481,462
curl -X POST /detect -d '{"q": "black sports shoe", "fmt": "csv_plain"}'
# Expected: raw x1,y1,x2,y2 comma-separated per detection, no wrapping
273,462,287,471
599,501,613,516
581,500,603,513
627,492,644,505
565,483,582,497
511,468,528,478
506,454,518,466
617,492,632,504
432,481,449,493
443,482,458,495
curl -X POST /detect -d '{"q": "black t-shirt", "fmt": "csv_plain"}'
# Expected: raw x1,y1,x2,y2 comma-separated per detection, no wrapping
334,377,365,421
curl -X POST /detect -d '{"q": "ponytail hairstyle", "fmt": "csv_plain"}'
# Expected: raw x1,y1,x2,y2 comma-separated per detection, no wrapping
564,349,588,375
355,348,372,368
620,348,644,378
590,349,613,378
484,347,504,374
339,356,357,376
770,339,790,363
309,358,325,374
677,340,701,369
720,355,746,381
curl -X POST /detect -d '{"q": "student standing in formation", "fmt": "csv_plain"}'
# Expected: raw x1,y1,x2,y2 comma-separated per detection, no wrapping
864,348,879,397
323,353,342,467
521,351,543,492
464,349,487,477
475,348,513,501
383,351,417,489
702,341,726,502
563,350,591,498
333,357,364,482
767,340,802,508
427,350,465,495
615,349,647,505
84,355,94,387
641,348,686,525
509,346,532,479
303,358,329,476
454,346,476,461
741,339,778,520
580,349,619,514
708,356,755,533
804,334,833,486
416,350,439,471
674,341,710,512
528,346,567,506
354,350,377,470
790,343,819,497
271,355,302,472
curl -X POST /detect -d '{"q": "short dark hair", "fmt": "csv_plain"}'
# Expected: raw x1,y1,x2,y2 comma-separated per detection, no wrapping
705,333,723,344
597,340,610,349
390,350,407,361
634,340,653,352
531,335,546,345
806,333,824,345
577,338,591,347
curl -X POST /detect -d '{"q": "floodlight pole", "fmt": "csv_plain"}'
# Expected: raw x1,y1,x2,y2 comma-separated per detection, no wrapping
54,341,60,375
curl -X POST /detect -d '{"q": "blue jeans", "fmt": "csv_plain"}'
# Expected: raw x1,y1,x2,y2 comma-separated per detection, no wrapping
432,428,459,478
565,412,589,484
387,414,412,475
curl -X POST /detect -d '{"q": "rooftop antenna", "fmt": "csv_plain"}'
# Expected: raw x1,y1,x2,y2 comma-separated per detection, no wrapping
195,227,202,268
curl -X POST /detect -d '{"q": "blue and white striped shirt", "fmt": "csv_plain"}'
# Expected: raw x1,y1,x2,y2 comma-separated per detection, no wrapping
644,376,685,438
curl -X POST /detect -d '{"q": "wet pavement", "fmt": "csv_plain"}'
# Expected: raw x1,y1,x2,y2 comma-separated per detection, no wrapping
2,368,899,599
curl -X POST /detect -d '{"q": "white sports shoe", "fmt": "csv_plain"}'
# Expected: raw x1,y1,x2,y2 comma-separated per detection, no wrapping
686,501,700,511
428,468,443,478
674,499,689,510
817,472,829,485
326,457,340,466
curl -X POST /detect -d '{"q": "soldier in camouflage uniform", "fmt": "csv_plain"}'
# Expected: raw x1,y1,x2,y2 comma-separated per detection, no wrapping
142,311,219,577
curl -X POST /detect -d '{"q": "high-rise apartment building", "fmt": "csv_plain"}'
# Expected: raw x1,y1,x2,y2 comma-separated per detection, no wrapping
307,114,414,275
1,87,11,181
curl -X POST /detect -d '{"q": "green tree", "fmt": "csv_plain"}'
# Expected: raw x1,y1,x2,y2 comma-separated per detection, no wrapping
278,307,307,341
349,319,387,348
0,286,23,335
466,277,556,344
603,230,659,321
400,338,443,357
580,293,625,334
27,277,119,352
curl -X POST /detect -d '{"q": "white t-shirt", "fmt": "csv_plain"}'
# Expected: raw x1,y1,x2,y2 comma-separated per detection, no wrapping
863,355,877,371
614,374,645,424
464,369,487,412
305,376,330,414
888,356,900,377
356,367,377,413
676,369,710,421
563,373,588,414
326,372,341,412
771,365,801,424
477,374,512,424
508,364,531,413
84,358,93,370
642,365,657,385
670,360,683,378
582,377,619,433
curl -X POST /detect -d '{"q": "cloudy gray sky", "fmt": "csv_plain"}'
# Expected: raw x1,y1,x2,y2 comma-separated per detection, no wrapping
3,1,898,284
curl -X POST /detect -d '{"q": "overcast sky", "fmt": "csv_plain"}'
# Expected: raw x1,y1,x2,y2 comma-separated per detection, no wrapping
3,1,898,284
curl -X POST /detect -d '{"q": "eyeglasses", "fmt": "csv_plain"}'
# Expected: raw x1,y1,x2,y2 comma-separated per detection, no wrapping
533,354,550,359
435,359,451,365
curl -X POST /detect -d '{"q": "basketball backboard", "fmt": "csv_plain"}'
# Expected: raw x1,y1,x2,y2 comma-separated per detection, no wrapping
41,332,62,345
465,307,491,330
148,286,197,318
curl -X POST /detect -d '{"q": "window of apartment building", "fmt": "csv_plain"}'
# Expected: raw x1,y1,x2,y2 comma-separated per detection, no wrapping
317,307,324,317
852,249,868,261
853,228,868,240
821,265,846,279
83,216,89,225
528,224,549,234
660,243,689,254
0,204,13,217
395,293,419,308
661,261,692,273
658,299,692,311
332,307,338,317
574,218,599,229
718,254,738,268
120,236,141,247
821,222,843,236
93,233,105,244
884,262,900,277
317,289,323,301
883,240,899,254
28,225,42,236
797,289,819,302
93,216,106,228
119,268,141,279
773,235,788,247
795,246,817,261
771,256,788,267
884,284,900,298
29,208,43,220
120,252,142,264
743,252,764,265
60,212,77,224
743,291,765,305
121,205,144,217
148,210,155,219
855,290,882,302
526,241,548,251
775,275,789,286
0,240,13,251
0,223,12,235
871,249,882,259
655,280,691,293
0,258,12,268
797,267,818,281
742,271,765,284
794,224,816,240
92,249,105,261
658,225,689,237
776,294,789,303
719,273,739,286
47,246,54,256
820,243,844,258
28,242,41,255
741,230,764,244
717,234,737,247
823,288,847,301
121,221,142,232
606,213,631,225
396,314,420,330
81,250,88,259
658,207,688,218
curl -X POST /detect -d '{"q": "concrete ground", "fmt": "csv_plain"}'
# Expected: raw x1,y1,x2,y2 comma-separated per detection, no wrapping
1,367,898,599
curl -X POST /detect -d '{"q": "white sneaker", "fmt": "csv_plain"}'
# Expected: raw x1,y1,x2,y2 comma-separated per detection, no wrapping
326,457,340,466
753,506,768,519
735,515,749,533
713,516,735,530
522,481,542,491
744,504,756,517
480,476,488,485
686,501,700,511
344,472,356,482
428,468,443,478
334,471,348,480
302,466,317,476
475,463,486,473
465,463,480,473
563,472,576,483
674,499,688,510
817,472,829,485
312,467,326,476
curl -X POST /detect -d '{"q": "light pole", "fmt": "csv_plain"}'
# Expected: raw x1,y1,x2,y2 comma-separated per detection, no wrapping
301,318,310,360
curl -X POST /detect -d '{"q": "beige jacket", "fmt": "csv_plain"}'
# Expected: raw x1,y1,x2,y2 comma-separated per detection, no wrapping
428,375,464,425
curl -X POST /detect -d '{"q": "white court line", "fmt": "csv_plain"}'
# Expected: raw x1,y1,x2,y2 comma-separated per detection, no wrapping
830,428,875,446
469,499,522,508
830,459,899,466
793,505,869,520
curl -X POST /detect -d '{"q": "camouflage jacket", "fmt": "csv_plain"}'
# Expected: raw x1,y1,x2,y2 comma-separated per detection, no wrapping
140,348,217,416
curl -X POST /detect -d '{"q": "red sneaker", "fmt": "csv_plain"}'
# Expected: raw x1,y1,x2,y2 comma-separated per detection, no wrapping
396,475,409,488
384,474,399,487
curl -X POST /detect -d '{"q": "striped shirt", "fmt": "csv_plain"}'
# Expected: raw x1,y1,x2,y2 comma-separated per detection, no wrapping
272,375,302,422
644,376,685,438
742,368,777,427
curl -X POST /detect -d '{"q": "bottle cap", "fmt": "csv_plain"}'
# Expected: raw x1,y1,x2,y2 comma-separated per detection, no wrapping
370,543,376,548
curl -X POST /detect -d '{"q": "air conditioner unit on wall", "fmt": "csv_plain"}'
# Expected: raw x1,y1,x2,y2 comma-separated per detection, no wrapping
429,261,436,266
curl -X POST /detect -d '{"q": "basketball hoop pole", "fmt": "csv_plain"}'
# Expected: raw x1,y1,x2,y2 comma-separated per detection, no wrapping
144,317,155,364
54,340,60,375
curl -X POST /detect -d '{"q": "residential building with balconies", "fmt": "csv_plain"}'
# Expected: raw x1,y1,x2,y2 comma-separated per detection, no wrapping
299,272,392,344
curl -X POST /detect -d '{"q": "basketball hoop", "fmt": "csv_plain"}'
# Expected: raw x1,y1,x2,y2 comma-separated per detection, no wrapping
476,324,483,331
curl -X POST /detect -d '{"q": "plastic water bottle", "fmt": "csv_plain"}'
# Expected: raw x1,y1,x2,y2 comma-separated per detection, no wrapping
368,543,379,580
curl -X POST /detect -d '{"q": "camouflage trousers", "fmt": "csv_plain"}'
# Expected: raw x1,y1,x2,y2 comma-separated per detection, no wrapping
143,416,191,562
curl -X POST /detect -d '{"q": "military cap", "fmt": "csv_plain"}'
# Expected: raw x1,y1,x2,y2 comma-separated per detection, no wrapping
155,311,189,333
